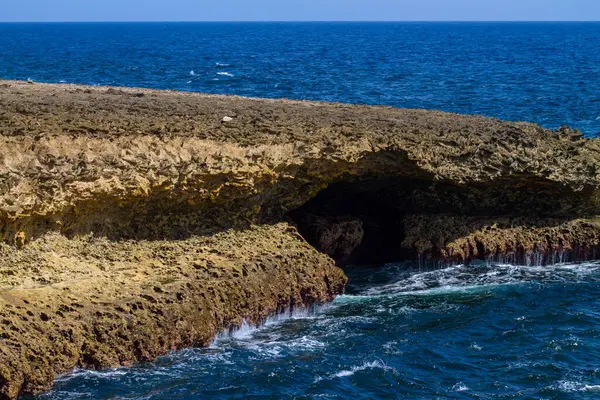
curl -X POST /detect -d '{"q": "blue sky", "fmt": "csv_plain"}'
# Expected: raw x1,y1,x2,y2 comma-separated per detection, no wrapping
2,0,599,22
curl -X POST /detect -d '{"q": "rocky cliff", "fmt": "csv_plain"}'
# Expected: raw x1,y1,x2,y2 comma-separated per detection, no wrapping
1,80,600,398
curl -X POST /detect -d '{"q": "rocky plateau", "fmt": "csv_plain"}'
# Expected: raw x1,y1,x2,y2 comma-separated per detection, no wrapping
1,80,600,398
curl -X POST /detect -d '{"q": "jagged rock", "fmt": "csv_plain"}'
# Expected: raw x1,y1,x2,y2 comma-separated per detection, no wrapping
293,214,364,264
555,125,584,141
1,79,600,398
0,224,346,399
401,214,600,264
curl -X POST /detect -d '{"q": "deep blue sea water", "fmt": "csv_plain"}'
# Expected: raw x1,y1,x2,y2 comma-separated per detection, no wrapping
4,22,600,399
1,22,600,136
29,262,600,399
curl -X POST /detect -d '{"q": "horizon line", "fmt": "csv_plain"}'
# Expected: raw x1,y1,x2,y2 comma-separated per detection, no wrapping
2,20,600,23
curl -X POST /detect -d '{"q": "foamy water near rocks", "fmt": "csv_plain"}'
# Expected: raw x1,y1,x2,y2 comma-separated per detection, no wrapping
0,79,600,398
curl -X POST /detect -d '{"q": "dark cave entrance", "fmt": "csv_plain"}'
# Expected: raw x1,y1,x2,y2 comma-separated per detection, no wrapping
287,174,592,267
288,177,414,266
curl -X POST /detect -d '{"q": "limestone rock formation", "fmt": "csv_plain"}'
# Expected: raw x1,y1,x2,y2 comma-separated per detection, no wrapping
0,224,345,398
0,79,600,398
292,213,364,264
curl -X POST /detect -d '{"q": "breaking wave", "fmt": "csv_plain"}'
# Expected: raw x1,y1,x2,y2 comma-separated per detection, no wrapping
33,261,600,399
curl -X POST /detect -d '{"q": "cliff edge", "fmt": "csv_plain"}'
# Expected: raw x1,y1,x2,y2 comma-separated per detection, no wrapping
1,80,600,398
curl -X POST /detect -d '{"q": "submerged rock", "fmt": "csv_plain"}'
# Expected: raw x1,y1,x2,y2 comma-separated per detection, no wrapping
0,79,600,398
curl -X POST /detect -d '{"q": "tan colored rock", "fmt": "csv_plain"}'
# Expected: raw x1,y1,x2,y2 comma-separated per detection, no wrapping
0,79,600,398
402,215,600,264
0,224,345,398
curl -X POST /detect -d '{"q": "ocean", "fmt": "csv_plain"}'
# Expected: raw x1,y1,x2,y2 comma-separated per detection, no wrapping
3,22,600,399
1,22,599,136
28,263,600,399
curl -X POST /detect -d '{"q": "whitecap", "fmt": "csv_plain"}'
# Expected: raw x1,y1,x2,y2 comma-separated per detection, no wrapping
336,315,376,324
452,383,469,392
332,360,396,378
217,72,234,77
247,336,325,357
216,385,242,392
248,344,282,358
264,304,329,324
333,294,378,303
335,369,355,378
216,62,230,67
189,70,195,76
382,341,397,350
54,367,130,383
168,348,235,366
358,261,600,297
553,380,600,392
285,335,325,350
381,341,404,355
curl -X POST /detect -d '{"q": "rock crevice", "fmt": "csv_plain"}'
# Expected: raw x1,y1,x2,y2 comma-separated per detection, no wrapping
0,80,600,398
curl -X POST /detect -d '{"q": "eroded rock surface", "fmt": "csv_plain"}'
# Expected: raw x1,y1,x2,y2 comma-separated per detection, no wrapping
1,80,600,398
0,224,345,398
1,80,599,244
292,214,364,264
402,215,600,264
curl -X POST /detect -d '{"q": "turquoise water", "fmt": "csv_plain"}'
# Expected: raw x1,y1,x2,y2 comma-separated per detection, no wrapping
4,22,600,399
31,262,600,399
1,22,600,136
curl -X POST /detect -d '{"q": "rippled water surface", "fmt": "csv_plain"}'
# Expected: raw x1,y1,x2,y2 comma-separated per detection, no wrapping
30,262,600,399
7,22,600,399
1,22,600,135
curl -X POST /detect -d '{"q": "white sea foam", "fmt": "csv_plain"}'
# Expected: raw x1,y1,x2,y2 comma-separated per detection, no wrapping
382,341,397,350
211,305,328,347
189,70,195,76
358,262,600,297
547,334,583,352
332,360,396,378
507,360,548,370
381,341,404,355
216,62,230,67
54,366,130,383
470,343,482,351
247,335,326,358
553,381,600,392
217,72,234,77
452,383,470,392
286,335,325,350
333,294,376,303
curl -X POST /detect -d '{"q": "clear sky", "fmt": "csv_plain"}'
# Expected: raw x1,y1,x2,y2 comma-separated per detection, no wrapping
2,0,600,22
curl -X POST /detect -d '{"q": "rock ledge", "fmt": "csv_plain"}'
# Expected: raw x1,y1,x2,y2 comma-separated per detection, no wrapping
0,80,600,398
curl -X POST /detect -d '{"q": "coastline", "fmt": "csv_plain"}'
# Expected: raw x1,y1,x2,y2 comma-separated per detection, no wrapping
1,79,600,398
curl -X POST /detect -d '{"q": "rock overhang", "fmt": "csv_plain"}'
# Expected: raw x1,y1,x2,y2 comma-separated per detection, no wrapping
1,79,600,398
